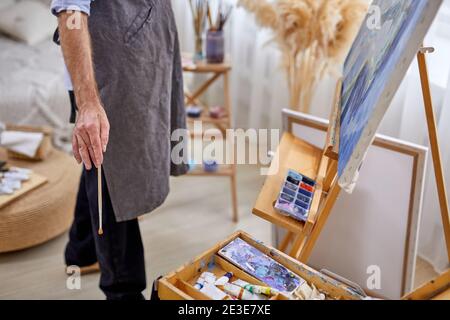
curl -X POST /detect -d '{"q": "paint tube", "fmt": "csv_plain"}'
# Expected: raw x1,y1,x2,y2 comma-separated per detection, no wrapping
194,272,216,290
222,283,268,301
293,282,326,300
215,272,233,286
200,283,231,300
232,279,279,296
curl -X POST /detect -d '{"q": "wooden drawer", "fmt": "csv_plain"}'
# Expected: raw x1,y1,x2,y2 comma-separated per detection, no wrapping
158,231,366,300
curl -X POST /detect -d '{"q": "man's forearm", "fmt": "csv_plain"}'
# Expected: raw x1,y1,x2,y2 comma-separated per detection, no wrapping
58,12,99,110
57,11,110,169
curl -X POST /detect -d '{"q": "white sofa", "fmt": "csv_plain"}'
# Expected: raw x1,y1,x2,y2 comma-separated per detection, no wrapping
0,0,71,150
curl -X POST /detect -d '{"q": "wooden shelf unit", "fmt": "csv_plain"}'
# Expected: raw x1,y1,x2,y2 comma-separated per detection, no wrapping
187,164,234,177
186,114,230,126
182,55,238,222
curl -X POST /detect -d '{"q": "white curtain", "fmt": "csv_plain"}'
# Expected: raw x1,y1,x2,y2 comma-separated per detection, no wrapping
172,0,450,273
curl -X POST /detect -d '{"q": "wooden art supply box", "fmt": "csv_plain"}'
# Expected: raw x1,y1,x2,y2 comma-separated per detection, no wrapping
158,231,367,300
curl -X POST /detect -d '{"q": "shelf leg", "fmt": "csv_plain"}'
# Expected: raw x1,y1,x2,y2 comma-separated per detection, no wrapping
230,169,238,223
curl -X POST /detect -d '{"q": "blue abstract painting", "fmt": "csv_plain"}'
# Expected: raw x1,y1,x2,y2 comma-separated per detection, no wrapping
338,0,441,188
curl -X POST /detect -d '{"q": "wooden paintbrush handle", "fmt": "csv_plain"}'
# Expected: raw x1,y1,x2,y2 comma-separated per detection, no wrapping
98,165,103,235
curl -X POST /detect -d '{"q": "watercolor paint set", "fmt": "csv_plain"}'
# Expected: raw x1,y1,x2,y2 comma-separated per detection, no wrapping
274,169,316,222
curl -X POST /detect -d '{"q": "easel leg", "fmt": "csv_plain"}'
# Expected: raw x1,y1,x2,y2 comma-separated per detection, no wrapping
290,232,308,259
298,181,341,262
324,161,338,192
279,231,294,252
417,51,450,261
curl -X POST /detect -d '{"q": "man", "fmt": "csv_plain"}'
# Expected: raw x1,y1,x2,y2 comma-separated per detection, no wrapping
51,0,188,300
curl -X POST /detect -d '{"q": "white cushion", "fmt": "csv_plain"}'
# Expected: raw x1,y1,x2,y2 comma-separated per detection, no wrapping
36,0,53,7
0,1,56,45
0,0,15,10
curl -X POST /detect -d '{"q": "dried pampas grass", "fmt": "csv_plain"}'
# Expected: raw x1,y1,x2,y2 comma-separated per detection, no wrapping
238,0,370,112
238,0,278,29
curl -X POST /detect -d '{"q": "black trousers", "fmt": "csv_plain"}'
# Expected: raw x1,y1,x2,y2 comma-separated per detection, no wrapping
65,168,147,300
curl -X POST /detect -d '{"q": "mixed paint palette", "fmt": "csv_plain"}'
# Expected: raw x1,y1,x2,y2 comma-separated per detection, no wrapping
218,237,305,293
274,169,316,222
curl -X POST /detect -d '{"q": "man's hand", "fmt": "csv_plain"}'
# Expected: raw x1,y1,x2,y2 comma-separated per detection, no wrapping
57,11,108,169
72,102,109,169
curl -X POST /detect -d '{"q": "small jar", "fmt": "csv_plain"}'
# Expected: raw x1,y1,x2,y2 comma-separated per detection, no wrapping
206,30,224,64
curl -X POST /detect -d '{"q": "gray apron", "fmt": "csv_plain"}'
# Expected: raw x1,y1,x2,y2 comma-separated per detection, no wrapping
88,0,188,222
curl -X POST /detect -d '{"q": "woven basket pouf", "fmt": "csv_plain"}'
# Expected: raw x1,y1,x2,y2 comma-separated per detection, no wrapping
0,148,81,253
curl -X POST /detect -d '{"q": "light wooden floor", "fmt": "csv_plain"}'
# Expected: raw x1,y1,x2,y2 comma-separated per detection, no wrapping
0,165,437,299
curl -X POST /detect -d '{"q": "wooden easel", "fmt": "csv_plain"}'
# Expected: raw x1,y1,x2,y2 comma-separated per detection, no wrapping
402,47,450,300
253,46,450,272
417,47,450,263
253,79,343,262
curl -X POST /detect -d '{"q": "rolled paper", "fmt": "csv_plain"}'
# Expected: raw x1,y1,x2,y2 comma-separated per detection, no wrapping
232,279,279,296
222,283,267,301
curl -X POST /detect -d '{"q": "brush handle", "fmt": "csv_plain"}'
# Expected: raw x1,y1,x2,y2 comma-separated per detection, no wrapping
98,165,103,235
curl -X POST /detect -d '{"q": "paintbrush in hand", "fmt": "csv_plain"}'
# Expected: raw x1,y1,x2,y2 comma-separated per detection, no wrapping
98,165,103,236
